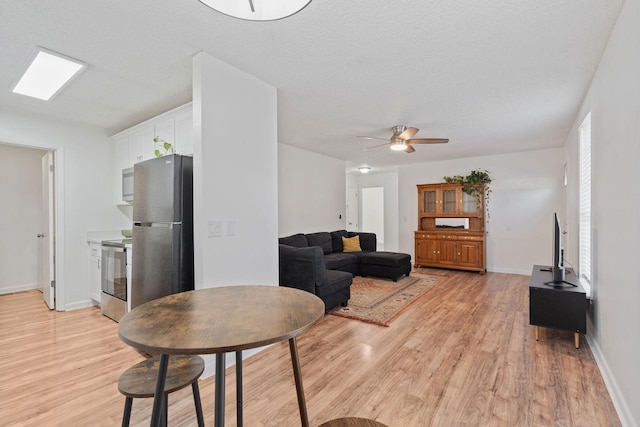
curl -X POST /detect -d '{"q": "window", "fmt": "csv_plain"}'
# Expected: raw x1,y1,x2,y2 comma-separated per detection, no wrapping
579,113,592,287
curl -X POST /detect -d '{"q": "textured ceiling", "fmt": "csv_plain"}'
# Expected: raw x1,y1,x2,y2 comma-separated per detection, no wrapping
0,0,624,173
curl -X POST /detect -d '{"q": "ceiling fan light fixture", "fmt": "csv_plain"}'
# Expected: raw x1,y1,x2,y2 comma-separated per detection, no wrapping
198,0,312,21
390,138,408,151
358,166,371,174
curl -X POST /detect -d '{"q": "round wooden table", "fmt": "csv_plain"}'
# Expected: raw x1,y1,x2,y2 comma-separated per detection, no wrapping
118,285,325,427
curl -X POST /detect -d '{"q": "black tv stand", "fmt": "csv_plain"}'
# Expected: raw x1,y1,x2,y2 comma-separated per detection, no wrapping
530,265,586,348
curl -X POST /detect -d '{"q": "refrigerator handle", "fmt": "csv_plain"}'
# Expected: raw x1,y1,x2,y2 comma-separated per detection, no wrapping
134,222,180,228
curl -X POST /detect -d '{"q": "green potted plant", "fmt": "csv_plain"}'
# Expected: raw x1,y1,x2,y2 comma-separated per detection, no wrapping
443,169,492,218
153,136,175,157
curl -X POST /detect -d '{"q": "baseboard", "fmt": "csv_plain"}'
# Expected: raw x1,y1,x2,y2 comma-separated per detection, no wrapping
0,283,40,295
586,334,637,427
64,299,96,311
485,267,531,275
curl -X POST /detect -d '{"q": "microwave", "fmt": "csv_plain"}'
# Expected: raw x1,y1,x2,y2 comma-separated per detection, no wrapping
122,167,134,203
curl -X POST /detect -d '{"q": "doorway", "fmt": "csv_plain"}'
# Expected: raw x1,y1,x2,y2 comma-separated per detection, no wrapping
361,187,384,250
0,143,60,309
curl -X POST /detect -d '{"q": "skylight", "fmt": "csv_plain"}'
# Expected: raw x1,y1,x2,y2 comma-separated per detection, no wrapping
12,47,86,101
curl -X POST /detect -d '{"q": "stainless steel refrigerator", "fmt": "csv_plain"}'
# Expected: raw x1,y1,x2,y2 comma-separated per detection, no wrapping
131,154,194,309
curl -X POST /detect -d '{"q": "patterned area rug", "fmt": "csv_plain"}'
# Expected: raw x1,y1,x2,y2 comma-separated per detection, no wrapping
329,273,447,326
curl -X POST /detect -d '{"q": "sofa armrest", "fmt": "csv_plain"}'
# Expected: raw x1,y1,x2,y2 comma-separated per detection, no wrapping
278,244,328,294
348,232,377,252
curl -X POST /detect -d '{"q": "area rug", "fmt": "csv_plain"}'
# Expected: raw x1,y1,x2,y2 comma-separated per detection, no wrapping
329,273,447,326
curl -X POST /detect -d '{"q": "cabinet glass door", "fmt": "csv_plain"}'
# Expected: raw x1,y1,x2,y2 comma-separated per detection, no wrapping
462,191,479,214
442,189,457,213
422,190,437,213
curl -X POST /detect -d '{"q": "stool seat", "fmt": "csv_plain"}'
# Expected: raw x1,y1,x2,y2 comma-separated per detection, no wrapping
118,355,205,427
318,417,389,427
118,354,204,397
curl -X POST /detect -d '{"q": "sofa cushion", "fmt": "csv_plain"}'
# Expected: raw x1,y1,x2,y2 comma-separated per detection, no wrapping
278,244,327,289
330,230,348,252
342,235,362,252
306,232,333,255
348,231,377,252
324,252,358,272
279,233,308,248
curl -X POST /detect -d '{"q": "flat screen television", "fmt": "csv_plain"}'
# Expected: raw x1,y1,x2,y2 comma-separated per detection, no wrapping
545,213,576,287
551,212,565,283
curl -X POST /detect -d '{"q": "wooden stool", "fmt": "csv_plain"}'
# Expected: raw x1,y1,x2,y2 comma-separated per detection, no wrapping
117,355,205,427
318,417,389,427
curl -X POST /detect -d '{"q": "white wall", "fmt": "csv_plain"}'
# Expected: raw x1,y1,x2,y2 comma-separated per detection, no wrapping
278,144,346,236
0,108,131,309
564,0,640,424
192,52,278,288
0,144,46,293
398,149,566,275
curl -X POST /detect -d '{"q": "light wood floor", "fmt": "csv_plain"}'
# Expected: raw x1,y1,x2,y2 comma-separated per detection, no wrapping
0,269,620,426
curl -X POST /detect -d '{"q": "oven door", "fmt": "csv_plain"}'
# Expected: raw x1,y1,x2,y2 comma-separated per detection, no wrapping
102,245,127,301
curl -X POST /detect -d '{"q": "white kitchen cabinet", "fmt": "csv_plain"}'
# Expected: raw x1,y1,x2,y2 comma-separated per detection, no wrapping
154,117,176,157
128,126,155,165
89,243,102,304
174,106,194,155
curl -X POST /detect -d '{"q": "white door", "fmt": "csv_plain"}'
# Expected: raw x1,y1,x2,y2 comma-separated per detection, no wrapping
361,187,384,250
346,186,358,231
39,152,55,309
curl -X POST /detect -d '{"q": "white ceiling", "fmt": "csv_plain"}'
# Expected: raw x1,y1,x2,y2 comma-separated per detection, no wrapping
1,1,624,173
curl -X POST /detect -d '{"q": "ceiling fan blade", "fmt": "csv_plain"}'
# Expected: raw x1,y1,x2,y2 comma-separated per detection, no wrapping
357,136,388,141
363,142,389,150
406,138,449,144
398,127,419,140
405,144,416,153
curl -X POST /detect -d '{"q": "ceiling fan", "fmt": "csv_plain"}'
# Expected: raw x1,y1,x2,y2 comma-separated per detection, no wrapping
358,125,448,153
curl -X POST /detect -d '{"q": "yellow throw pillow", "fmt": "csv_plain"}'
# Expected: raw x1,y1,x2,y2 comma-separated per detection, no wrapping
342,235,362,252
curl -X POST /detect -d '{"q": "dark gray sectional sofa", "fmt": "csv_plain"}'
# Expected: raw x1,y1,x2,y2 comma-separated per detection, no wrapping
278,230,411,311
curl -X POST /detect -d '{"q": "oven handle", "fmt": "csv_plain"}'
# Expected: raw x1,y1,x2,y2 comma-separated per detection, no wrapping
101,244,126,251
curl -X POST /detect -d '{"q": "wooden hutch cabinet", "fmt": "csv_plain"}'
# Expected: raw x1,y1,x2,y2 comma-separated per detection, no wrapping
414,183,486,273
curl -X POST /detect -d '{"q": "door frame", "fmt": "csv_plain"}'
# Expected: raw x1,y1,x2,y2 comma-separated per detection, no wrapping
40,151,55,308
0,139,66,311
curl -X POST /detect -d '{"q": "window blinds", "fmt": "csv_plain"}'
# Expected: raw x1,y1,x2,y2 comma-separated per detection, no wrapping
579,113,592,284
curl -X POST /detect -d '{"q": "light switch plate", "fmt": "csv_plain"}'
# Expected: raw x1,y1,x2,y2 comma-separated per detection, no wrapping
208,221,222,237
226,220,235,236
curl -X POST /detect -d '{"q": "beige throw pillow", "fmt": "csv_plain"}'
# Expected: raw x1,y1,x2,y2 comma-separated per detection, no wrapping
342,235,362,252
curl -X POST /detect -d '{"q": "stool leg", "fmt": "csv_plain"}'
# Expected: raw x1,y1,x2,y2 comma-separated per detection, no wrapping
192,381,205,427
151,354,170,427
162,394,168,427
122,397,133,427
